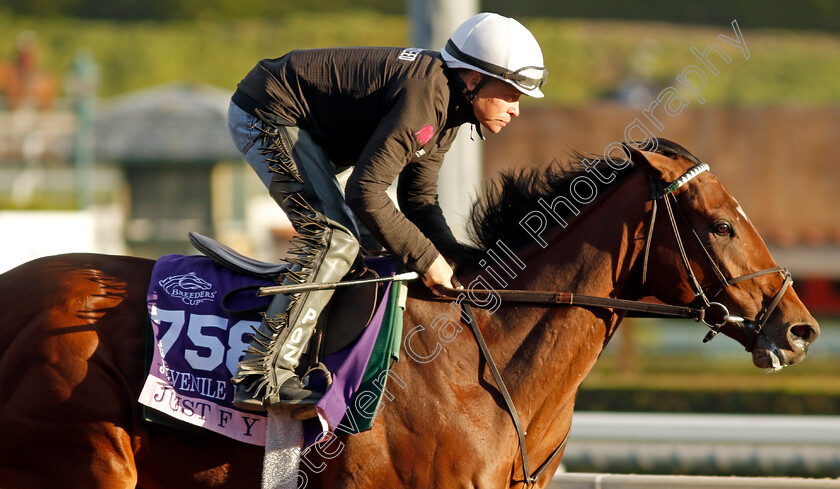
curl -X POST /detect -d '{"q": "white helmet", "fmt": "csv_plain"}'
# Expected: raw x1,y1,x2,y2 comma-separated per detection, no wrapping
442,12,547,98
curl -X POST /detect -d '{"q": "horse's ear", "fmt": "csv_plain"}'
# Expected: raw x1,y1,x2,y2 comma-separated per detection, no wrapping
622,143,681,182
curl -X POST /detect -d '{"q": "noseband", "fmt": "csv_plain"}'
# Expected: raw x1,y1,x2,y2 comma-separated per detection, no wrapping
641,162,793,345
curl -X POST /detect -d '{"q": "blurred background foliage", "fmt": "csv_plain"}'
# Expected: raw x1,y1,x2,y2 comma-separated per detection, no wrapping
0,1,838,104
2,0,838,30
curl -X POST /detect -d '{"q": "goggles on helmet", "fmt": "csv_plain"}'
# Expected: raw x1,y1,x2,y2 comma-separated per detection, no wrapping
501,66,548,91
444,40,547,92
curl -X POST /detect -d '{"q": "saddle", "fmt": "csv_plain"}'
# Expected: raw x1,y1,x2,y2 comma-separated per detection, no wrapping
188,232,385,356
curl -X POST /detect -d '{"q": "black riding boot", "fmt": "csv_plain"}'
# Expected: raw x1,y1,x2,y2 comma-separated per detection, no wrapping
231,222,358,410
266,224,358,406
231,289,294,412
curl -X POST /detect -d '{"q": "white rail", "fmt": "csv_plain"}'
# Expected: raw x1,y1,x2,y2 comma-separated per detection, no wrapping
550,473,840,488
569,412,840,445
560,412,840,478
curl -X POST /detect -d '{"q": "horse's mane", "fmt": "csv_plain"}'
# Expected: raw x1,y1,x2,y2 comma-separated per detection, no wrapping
461,138,700,262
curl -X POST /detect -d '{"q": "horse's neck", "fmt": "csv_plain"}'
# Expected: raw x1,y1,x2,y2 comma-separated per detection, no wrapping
558,175,648,297
484,170,650,417
507,170,650,310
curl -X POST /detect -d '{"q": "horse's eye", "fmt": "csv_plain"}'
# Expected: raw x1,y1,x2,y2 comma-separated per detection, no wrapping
712,222,733,236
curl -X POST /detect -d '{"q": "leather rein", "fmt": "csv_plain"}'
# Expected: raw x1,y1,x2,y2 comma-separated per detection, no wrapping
433,162,792,488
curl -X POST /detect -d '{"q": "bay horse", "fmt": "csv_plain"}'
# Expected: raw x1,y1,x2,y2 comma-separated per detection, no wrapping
0,139,819,488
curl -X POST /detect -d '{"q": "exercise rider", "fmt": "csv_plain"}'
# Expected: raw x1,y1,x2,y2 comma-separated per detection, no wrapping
226,12,547,412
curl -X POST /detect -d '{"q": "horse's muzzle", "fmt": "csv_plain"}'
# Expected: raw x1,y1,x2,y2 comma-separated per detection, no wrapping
750,319,819,370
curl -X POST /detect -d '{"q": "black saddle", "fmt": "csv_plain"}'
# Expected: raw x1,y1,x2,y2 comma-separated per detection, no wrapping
188,232,290,280
188,232,385,355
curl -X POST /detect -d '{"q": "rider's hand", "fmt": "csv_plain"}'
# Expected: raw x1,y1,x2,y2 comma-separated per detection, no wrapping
422,254,455,296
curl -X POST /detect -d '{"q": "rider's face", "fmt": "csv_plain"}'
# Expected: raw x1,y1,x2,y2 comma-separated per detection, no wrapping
466,73,522,134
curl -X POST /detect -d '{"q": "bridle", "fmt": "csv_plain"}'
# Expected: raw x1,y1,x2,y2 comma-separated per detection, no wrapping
434,161,794,487
641,162,792,345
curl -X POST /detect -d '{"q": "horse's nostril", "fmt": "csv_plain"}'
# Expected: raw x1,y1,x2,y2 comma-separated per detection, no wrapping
790,324,817,343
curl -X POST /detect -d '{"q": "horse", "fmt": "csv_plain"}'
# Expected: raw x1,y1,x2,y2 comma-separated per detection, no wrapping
0,139,819,488
0,61,60,111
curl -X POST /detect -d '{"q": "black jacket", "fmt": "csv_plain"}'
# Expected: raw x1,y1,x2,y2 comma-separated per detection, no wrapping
233,47,477,273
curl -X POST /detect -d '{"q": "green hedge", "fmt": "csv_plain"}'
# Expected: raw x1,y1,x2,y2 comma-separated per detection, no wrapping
576,386,840,415
578,344,840,415
0,13,839,105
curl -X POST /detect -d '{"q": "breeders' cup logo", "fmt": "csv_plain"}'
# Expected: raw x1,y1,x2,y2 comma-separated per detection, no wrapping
159,272,217,305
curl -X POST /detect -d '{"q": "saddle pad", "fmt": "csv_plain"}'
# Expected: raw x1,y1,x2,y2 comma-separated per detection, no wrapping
139,254,274,445
139,254,404,447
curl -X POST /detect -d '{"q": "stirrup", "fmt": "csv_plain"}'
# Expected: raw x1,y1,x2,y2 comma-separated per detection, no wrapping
302,361,333,390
